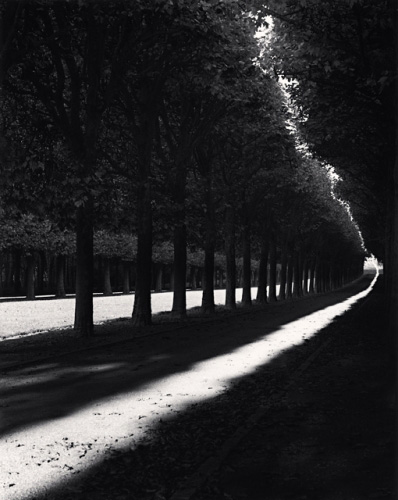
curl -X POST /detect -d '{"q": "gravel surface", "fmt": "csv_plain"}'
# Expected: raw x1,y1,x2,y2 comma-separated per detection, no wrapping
0,288,259,339
1,274,386,500
193,277,394,500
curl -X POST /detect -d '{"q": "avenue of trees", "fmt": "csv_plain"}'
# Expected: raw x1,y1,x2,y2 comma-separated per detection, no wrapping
0,0,395,337
261,0,397,333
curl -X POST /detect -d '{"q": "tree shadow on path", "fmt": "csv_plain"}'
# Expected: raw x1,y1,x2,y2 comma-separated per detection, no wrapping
209,279,394,500
0,276,375,439
2,274,391,500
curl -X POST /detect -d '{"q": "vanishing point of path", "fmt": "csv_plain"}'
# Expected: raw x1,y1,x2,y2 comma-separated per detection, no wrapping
0,272,394,499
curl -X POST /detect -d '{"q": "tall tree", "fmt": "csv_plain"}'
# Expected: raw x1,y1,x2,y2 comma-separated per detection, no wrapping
2,2,135,335
262,0,396,330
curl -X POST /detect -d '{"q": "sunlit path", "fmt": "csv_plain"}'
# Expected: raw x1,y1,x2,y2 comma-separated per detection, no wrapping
0,287,261,339
0,273,378,500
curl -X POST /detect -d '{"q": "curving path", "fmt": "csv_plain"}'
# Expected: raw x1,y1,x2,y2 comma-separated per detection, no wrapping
0,274,377,500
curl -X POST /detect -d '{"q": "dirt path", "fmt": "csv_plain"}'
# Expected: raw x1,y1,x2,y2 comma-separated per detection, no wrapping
1,273,391,500
193,279,394,500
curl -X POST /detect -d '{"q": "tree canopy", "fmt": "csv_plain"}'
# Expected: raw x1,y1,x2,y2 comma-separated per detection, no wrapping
1,0,394,333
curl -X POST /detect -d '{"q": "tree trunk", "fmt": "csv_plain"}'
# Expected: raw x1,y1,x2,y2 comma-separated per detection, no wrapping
172,223,187,318
330,263,336,290
122,261,131,294
241,221,252,307
37,251,46,295
67,255,75,292
132,178,153,326
154,263,163,292
325,262,331,292
132,97,156,326
315,257,322,293
309,258,316,294
302,256,309,294
268,234,277,303
74,202,94,336
13,249,22,296
201,177,216,315
195,141,216,314
169,266,174,291
256,232,269,304
103,257,113,296
293,251,303,298
286,249,294,299
237,268,242,288
56,254,66,298
202,249,215,315
225,204,236,309
25,253,35,300
114,259,121,292
279,241,288,301
189,266,196,290
4,252,12,292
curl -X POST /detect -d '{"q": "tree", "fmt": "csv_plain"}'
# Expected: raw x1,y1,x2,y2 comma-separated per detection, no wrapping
261,0,396,330
0,212,76,299
94,231,137,296
2,1,138,335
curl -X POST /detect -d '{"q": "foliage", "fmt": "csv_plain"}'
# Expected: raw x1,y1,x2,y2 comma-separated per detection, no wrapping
0,0,375,320
261,0,395,259
153,241,174,265
0,213,75,254
94,231,137,260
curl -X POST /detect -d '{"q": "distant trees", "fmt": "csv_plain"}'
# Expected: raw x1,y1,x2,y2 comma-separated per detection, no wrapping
0,213,75,298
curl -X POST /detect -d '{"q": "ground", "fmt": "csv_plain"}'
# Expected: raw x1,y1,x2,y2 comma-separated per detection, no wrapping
0,273,395,500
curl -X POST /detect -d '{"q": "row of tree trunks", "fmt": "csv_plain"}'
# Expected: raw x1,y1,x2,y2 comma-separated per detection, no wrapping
0,251,69,298
5,246,364,302
0,244,363,310
0,252,135,299
147,263,251,295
